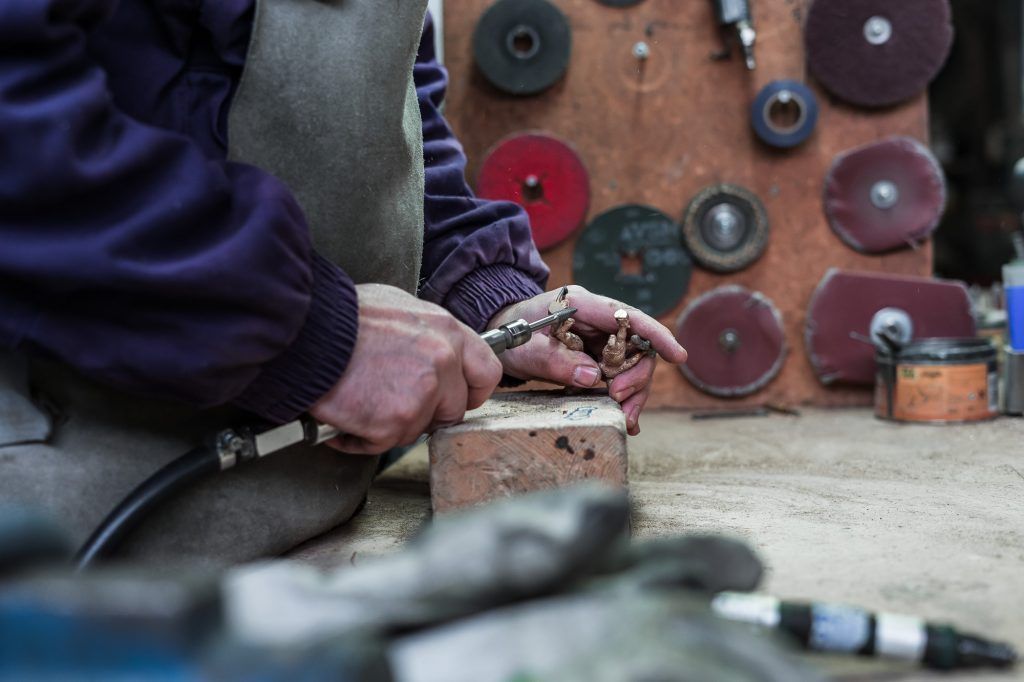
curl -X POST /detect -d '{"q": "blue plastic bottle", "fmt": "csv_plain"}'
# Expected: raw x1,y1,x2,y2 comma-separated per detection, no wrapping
1005,261,1024,351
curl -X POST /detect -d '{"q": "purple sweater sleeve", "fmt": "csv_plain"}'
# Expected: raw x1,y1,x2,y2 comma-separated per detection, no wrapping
414,14,550,332
0,0,358,422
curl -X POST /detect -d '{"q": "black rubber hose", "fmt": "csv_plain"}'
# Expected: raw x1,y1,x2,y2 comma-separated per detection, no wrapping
74,444,221,571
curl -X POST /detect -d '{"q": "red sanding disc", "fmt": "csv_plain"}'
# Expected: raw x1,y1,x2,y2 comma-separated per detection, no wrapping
805,0,953,108
824,136,946,254
805,269,975,386
675,286,787,398
477,132,591,251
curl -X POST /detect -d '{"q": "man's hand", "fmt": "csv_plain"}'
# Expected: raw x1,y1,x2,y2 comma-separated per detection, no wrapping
488,286,688,436
311,284,503,454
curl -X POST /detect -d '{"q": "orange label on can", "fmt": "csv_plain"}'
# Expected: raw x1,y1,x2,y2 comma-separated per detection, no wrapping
890,363,996,422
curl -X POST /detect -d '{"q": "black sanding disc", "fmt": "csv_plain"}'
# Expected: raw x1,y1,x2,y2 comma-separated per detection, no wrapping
682,184,769,273
805,0,953,108
573,204,692,318
675,286,787,398
473,0,572,96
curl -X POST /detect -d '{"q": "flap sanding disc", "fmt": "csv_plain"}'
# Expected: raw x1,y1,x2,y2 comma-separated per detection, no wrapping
675,286,787,398
682,184,769,273
805,0,954,108
473,0,572,96
477,132,591,251
824,136,946,254
805,269,975,386
573,204,692,317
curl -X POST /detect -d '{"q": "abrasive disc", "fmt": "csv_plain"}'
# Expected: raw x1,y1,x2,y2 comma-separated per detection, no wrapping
750,80,818,149
473,0,572,96
805,0,953,108
572,204,692,318
805,269,975,386
477,133,590,251
824,136,946,253
682,184,769,273
675,286,787,398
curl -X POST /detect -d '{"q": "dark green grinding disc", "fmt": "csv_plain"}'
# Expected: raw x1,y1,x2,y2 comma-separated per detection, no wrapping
572,204,692,318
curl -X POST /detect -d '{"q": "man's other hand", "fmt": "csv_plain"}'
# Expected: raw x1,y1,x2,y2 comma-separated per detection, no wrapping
311,284,503,454
487,286,688,436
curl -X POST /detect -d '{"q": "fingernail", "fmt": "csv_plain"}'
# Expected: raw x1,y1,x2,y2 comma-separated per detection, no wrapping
572,365,601,388
628,404,641,427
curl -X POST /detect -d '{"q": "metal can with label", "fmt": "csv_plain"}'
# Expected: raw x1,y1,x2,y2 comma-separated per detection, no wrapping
875,338,999,423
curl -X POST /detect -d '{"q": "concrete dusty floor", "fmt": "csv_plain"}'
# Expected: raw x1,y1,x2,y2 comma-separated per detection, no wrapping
290,409,1024,681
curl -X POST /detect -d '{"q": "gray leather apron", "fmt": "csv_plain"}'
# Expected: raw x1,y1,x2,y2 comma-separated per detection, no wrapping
0,0,428,567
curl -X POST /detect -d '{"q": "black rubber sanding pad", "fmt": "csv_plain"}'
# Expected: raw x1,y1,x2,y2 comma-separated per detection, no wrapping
573,204,692,318
675,286,787,398
805,0,954,108
682,184,769,273
824,136,946,254
805,269,975,386
473,0,572,96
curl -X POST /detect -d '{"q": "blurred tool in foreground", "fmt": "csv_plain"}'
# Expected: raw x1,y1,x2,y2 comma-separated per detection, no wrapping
712,592,1018,671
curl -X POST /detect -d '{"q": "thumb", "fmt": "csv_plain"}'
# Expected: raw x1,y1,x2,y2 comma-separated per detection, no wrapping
502,336,603,388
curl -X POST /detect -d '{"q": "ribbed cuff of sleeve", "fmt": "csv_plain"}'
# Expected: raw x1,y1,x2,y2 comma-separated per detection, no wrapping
443,264,546,333
232,253,359,423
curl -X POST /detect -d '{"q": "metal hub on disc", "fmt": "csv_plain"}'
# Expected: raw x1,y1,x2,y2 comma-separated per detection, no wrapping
572,204,692,317
477,132,591,251
473,0,572,96
682,184,769,273
675,286,787,398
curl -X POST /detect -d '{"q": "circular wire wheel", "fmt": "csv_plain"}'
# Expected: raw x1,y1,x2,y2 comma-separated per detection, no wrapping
473,0,572,96
681,184,770,273
477,132,591,251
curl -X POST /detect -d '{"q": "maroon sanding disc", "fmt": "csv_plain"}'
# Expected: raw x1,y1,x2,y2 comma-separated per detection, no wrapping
805,0,953,108
675,286,787,398
805,269,975,386
824,136,946,254
477,132,591,251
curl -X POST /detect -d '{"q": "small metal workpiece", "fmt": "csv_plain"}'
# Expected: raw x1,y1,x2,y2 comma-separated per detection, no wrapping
632,41,650,60
711,0,756,70
549,286,585,351
600,309,655,379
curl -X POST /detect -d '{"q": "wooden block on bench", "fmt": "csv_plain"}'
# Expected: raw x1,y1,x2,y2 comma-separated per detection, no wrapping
428,391,628,513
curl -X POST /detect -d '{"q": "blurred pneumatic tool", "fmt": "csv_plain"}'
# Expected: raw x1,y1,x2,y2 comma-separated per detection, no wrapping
712,592,1018,671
